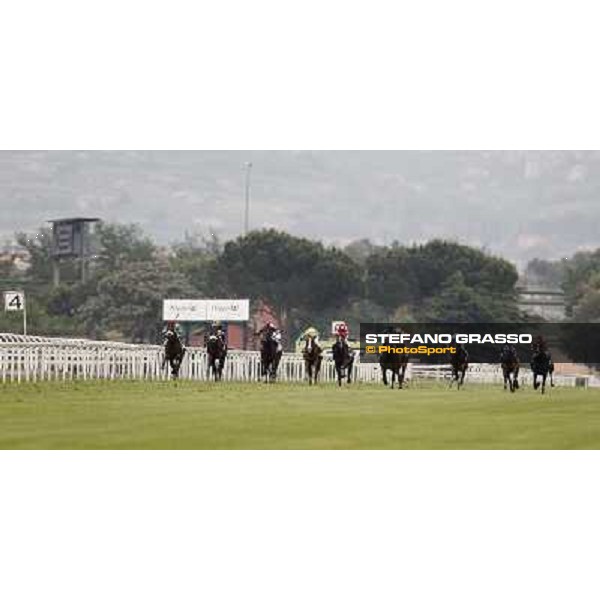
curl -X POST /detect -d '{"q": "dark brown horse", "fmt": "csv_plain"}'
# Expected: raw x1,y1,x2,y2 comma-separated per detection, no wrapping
449,345,468,389
332,339,354,386
500,344,520,392
302,334,323,385
379,348,409,389
206,334,227,381
530,337,553,394
260,329,283,383
163,330,186,380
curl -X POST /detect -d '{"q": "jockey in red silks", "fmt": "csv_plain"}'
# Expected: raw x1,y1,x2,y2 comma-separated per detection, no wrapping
335,322,349,341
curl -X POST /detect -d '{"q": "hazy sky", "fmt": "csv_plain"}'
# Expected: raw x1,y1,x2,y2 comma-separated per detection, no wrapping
1,150,599,266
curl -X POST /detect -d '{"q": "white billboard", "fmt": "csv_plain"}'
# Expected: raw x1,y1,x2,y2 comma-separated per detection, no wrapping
163,299,250,322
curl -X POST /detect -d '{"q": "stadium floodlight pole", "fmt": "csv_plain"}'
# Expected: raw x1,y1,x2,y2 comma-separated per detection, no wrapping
243,161,253,235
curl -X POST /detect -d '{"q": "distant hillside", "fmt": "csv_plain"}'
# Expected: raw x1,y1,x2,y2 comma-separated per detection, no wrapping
2,150,600,265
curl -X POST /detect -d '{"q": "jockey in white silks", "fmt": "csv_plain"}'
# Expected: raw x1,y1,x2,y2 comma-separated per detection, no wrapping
259,321,283,352
162,321,184,345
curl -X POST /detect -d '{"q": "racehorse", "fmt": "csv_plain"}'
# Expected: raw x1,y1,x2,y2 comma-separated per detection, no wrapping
302,334,323,385
163,330,186,380
530,338,553,394
332,339,355,386
206,334,227,381
449,345,469,389
500,344,520,393
260,329,283,383
379,347,409,389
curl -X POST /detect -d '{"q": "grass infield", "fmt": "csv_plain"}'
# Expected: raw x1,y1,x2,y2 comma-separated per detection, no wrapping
0,380,599,449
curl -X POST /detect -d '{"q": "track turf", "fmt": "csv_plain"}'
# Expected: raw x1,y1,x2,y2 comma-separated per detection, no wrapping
0,380,599,449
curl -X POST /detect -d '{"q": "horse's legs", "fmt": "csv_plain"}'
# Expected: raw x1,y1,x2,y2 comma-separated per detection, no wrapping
514,366,519,390
533,373,539,390
509,367,517,393
306,361,313,385
399,364,407,389
458,367,465,389
347,360,353,384
450,368,459,389
171,357,180,380
271,354,281,383
381,366,388,386
504,368,512,392
260,360,268,383
541,373,547,395
315,357,322,384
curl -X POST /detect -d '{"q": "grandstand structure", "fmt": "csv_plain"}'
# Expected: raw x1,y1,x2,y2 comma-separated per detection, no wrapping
516,285,567,321
0,333,593,387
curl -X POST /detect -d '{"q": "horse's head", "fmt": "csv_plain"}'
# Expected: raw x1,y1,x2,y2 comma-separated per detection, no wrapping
164,330,178,347
207,334,225,353
332,338,352,364
502,343,516,358
262,330,280,354
304,334,321,357
453,345,468,364
164,329,183,359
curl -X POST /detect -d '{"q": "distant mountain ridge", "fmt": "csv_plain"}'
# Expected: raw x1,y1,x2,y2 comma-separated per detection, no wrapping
1,150,599,265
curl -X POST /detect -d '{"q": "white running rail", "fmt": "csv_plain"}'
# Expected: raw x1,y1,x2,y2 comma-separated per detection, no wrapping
0,333,384,384
0,333,587,386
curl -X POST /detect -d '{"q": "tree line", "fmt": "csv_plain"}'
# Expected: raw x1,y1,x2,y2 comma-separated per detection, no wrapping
525,253,600,322
1,223,531,343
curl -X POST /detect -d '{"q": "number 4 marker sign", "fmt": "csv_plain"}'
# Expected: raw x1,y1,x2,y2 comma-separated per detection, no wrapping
4,291,24,311
3,291,27,335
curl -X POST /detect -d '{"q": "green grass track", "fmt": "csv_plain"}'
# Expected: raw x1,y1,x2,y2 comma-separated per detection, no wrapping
1,380,599,449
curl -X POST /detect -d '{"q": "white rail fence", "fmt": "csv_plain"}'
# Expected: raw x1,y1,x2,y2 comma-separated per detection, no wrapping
0,333,591,387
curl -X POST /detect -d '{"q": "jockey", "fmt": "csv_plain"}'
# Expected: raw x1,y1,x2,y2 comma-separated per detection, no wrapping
532,335,548,353
501,342,517,360
258,321,279,338
162,320,183,344
335,322,349,342
211,321,227,346
456,343,468,358
257,321,283,352
303,327,322,353
334,322,355,358
303,327,320,342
